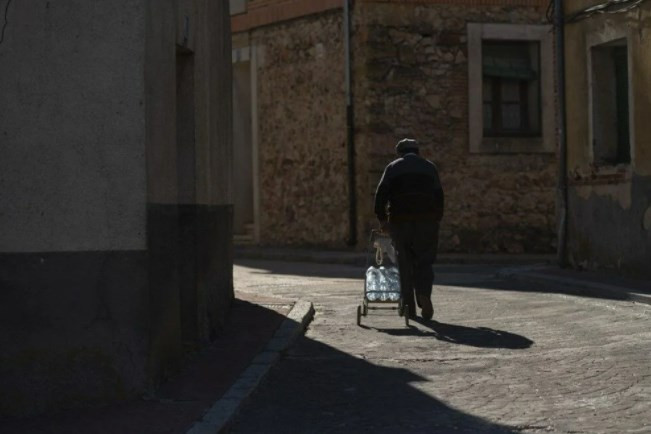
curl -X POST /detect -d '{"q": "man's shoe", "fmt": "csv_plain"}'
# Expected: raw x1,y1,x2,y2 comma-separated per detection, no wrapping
417,295,433,320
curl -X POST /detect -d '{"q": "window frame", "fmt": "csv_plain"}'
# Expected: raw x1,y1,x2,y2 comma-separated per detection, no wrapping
467,23,554,154
587,30,634,169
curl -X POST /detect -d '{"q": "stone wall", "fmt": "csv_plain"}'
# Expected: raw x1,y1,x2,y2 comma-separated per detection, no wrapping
253,11,349,246
353,2,558,253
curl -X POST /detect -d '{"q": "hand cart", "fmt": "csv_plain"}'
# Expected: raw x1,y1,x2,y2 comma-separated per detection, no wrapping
357,230,409,327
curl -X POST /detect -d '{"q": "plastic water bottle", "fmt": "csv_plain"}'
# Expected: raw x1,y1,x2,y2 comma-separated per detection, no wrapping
380,279,388,301
366,267,379,301
375,266,382,300
387,267,401,301
376,269,384,301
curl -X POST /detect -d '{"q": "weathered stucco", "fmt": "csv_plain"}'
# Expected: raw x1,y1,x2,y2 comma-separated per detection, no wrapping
568,175,651,276
564,1,651,277
353,3,557,253
252,11,349,247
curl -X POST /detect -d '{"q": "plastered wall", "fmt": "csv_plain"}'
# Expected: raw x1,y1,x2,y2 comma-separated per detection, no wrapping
0,0,147,253
564,0,651,276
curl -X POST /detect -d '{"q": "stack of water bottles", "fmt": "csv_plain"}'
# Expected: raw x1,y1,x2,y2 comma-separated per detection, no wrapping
365,266,401,301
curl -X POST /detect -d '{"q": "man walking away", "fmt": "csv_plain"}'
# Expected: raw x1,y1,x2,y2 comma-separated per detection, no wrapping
374,139,444,320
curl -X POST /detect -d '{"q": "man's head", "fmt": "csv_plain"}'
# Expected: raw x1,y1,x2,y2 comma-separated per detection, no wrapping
395,138,419,156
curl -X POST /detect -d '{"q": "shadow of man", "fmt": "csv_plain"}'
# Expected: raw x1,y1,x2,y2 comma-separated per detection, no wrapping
365,319,534,350
424,320,534,349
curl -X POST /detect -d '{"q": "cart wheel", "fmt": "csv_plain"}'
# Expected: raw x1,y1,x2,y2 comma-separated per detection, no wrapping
398,299,404,317
405,312,410,327
356,305,362,326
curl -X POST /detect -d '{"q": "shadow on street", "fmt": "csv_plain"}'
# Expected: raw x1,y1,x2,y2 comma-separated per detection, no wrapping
0,298,287,434
236,258,638,303
230,332,518,433
360,319,534,350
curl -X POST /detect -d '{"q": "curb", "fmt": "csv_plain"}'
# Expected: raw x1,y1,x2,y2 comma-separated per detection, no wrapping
186,300,315,434
497,269,651,305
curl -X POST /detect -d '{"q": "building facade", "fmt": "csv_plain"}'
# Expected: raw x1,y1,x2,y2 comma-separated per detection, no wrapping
231,0,558,253
0,0,233,416
231,0,349,246
563,0,651,277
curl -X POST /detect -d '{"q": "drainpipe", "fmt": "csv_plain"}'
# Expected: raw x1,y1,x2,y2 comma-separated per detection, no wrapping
555,0,569,267
344,0,357,246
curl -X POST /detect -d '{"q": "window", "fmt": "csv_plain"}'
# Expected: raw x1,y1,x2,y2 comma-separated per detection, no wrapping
482,41,541,137
590,39,630,165
467,23,554,154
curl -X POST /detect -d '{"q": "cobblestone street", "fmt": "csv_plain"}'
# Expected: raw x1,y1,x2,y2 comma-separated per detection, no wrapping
230,260,651,433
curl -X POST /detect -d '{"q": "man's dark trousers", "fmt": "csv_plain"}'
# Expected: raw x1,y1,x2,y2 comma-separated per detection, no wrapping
390,219,439,314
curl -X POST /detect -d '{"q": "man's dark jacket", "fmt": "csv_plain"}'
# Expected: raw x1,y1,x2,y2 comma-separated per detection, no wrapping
374,153,444,222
